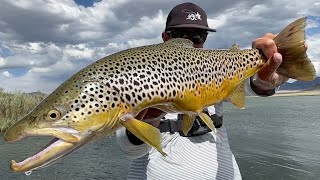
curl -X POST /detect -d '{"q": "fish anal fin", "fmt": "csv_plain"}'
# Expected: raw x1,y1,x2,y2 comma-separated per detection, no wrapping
228,82,245,109
182,114,196,136
120,115,166,156
198,112,215,132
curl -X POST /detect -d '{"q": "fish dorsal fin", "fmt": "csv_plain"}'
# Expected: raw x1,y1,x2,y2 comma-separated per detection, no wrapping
165,38,193,48
228,82,245,109
230,43,240,51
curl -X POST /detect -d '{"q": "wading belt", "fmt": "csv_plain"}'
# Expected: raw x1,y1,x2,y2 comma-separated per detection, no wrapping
158,114,223,137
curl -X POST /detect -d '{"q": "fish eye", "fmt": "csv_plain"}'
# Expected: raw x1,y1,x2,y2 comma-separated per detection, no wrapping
47,109,61,121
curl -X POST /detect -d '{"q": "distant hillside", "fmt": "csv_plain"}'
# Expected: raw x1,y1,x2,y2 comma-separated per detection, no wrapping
279,77,320,90
0,90,46,131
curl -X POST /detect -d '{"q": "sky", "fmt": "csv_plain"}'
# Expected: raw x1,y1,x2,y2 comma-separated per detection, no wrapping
0,0,319,93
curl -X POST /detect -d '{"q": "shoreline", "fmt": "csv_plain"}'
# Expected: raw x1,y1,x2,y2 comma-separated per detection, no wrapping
248,89,320,97
273,89,320,97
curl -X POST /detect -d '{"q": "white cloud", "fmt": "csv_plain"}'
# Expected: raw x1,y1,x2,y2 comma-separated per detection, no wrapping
0,57,5,66
0,42,62,69
64,44,95,58
2,70,11,77
307,33,320,62
312,61,320,76
307,19,319,29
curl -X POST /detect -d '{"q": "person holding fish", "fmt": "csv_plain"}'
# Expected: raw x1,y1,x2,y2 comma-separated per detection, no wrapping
116,2,301,180
4,0,314,177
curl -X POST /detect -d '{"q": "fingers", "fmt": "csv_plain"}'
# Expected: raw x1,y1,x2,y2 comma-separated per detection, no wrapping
263,33,277,39
304,42,308,51
136,109,148,119
252,35,277,59
257,53,282,81
147,119,161,127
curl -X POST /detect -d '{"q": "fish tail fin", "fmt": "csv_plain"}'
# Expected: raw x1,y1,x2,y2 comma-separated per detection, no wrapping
274,17,316,81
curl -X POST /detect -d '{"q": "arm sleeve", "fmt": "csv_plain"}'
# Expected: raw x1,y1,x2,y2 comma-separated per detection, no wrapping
116,127,151,160
246,75,279,96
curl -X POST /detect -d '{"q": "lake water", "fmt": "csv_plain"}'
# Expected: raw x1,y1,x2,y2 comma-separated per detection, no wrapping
0,96,319,180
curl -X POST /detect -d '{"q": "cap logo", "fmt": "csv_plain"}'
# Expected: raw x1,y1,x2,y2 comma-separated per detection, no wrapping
182,9,202,21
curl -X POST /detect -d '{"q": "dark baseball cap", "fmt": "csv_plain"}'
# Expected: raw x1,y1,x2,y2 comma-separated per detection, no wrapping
165,2,216,32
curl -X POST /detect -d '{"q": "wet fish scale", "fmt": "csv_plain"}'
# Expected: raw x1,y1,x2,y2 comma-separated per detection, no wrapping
63,39,261,115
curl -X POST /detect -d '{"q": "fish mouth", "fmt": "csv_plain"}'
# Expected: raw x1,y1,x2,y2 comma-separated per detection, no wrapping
5,127,94,173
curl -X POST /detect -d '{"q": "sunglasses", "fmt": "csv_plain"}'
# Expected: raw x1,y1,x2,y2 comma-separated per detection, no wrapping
166,29,208,44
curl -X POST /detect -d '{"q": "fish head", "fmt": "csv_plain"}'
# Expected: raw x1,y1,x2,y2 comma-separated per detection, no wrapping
4,80,120,173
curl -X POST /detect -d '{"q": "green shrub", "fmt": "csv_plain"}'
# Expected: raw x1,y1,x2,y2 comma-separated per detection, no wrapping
0,90,46,132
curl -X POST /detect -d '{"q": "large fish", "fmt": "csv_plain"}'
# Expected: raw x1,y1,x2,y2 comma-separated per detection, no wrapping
4,17,316,173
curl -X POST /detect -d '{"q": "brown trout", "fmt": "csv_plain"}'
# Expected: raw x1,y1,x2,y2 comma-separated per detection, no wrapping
4,17,316,173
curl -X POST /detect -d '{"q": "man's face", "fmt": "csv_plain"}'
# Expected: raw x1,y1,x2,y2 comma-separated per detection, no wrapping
167,28,208,48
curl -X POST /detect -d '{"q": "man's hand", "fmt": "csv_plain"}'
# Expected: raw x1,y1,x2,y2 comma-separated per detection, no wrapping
135,108,164,127
251,33,289,94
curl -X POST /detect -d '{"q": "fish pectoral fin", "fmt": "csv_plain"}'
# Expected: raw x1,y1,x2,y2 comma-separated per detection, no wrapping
228,82,245,109
120,116,166,156
182,114,196,136
198,112,215,132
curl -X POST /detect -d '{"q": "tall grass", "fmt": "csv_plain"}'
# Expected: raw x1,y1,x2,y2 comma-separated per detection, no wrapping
0,88,46,132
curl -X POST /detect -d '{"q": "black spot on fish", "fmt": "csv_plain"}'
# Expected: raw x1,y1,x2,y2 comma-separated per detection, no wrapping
119,79,124,85
134,80,139,86
139,74,145,78
125,94,131,102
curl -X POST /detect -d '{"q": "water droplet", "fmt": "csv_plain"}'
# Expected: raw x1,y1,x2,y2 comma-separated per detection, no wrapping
25,171,32,176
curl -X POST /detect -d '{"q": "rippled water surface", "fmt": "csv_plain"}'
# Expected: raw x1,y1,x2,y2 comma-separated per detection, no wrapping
225,96,320,180
1,96,319,179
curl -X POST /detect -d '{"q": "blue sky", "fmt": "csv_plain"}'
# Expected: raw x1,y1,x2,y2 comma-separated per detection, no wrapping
74,0,101,7
0,0,319,93
307,15,320,35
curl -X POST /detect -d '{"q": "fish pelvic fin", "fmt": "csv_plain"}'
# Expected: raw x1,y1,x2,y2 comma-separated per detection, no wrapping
198,112,216,133
228,82,245,109
182,114,196,136
274,17,316,81
120,115,166,156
